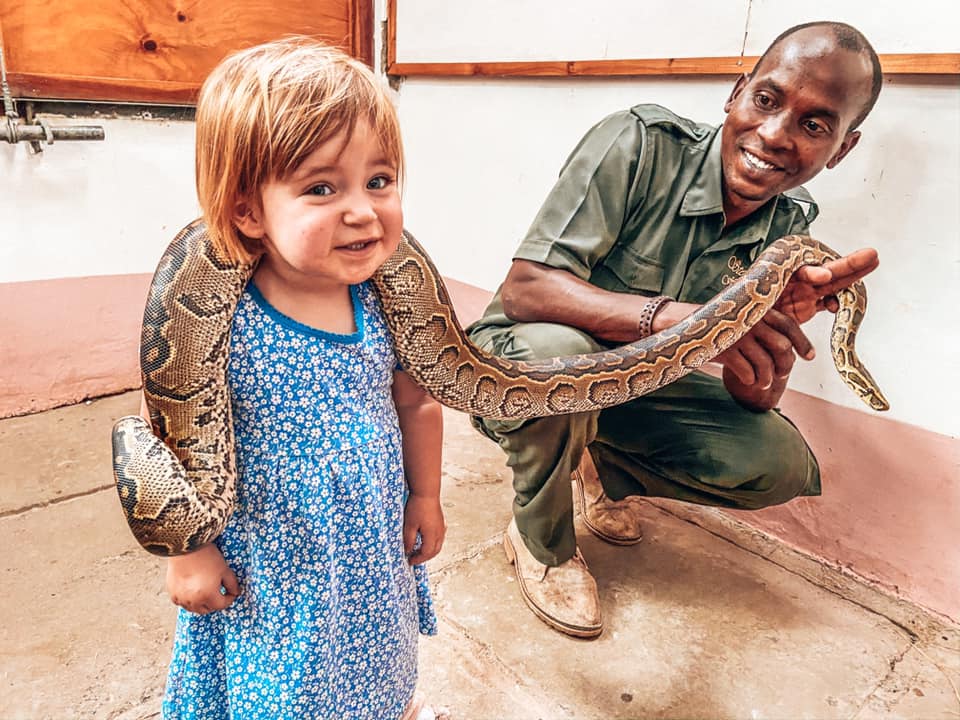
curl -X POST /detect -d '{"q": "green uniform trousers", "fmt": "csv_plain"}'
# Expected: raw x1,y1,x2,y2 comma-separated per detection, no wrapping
469,320,821,567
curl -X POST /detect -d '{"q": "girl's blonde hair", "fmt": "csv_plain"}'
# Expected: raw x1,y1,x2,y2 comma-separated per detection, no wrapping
195,37,404,264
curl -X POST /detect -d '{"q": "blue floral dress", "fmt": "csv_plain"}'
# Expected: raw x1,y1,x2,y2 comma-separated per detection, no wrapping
162,281,437,720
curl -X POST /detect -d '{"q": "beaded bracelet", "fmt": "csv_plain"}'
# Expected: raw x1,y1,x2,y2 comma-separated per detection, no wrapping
638,295,673,338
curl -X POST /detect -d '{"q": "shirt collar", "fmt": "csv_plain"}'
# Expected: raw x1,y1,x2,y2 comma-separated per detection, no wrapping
679,127,725,217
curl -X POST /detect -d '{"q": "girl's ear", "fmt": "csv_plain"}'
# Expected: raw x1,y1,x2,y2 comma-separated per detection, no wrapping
234,198,265,239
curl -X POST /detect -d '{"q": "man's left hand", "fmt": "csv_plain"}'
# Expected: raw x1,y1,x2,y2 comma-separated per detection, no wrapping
775,247,879,324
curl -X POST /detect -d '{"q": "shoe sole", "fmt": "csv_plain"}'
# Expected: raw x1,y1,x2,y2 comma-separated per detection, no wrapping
573,471,643,546
502,531,602,639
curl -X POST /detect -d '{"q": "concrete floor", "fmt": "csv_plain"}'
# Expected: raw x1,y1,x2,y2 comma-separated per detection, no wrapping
1,392,958,720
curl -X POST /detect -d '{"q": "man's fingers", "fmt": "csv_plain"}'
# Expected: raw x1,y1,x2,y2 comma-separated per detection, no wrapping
816,249,879,293
750,322,797,377
752,315,807,375
736,336,775,389
830,247,879,275
762,310,815,361
792,264,833,285
795,248,879,294
722,349,758,386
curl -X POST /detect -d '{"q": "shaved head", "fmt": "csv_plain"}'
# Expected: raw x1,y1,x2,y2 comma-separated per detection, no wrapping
752,22,882,130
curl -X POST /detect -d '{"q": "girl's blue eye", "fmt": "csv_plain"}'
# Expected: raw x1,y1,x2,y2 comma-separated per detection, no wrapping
368,175,391,190
308,184,333,196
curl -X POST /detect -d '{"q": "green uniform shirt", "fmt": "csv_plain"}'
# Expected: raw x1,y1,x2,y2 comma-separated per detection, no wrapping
469,103,819,335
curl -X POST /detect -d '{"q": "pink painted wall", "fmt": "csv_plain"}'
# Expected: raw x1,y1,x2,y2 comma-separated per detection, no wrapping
731,393,960,621
2,273,957,621
0,274,150,418
0,274,472,419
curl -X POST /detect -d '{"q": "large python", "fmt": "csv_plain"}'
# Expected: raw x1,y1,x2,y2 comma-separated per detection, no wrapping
112,220,888,556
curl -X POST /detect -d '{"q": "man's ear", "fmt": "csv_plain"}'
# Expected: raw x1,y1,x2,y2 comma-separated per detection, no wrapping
233,198,265,239
826,130,862,169
723,73,750,113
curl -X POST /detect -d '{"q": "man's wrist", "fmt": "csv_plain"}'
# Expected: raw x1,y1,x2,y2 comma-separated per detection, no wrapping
638,295,673,338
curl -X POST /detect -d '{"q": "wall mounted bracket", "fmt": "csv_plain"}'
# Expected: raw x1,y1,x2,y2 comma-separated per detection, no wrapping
1,31,105,152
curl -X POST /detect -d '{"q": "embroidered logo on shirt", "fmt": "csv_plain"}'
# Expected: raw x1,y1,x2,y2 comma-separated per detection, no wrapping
721,255,747,286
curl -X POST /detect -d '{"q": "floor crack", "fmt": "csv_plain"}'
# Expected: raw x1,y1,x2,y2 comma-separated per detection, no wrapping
849,641,915,719
0,484,114,519
431,533,505,577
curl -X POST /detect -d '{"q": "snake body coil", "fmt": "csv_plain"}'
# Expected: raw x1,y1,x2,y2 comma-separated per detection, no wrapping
112,220,888,555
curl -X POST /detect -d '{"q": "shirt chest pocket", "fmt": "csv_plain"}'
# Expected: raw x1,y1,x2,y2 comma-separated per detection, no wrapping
684,249,755,304
598,244,666,294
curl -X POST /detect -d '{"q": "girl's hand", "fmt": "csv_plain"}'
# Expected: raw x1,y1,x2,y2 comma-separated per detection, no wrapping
165,543,241,614
403,494,446,565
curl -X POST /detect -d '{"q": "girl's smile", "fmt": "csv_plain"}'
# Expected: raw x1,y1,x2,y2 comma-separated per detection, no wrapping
336,237,383,255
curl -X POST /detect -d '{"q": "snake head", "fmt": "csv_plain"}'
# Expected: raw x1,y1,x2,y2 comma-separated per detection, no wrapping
866,392,890,412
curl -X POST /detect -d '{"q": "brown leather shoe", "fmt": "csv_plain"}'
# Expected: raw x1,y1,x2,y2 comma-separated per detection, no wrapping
502,518,602,638
572,451,644,546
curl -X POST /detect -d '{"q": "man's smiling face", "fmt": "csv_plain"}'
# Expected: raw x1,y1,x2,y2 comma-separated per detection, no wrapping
719,27,874,225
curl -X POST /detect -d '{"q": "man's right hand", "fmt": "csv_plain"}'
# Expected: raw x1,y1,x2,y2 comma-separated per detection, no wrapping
652,300,815,410
165,543,241,615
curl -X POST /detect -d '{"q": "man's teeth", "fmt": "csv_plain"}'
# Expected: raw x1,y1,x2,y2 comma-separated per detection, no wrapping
345,241,369,250
744,151,776,170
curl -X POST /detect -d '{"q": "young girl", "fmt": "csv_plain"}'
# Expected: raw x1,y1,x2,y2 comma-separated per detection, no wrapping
158,38,445,719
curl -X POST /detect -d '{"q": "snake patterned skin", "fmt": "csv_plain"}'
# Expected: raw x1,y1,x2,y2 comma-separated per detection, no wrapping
111,219,888,556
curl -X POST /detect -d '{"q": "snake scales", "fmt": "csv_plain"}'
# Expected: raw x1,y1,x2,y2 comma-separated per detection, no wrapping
112,219,888,556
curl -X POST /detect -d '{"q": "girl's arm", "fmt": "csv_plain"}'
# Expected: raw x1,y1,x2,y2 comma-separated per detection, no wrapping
392,370,445,565
139,394,241,613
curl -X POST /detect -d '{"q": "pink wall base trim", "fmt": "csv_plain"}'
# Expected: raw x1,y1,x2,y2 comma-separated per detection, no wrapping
730,392,960,622
0,276,486,420
3,273,958,621
0,274,151,418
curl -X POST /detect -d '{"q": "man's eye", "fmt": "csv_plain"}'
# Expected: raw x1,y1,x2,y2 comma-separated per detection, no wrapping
308,183,333,196
804,120,827,134
754,93,773,109
368,175,392,190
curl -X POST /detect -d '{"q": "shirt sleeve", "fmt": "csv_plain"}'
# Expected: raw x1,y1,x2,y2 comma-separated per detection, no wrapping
513,111,647,280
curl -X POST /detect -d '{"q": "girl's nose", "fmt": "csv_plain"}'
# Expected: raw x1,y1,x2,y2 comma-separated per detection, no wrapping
343,194,378,225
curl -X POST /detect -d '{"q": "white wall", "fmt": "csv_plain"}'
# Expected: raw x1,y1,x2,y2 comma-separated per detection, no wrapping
1,116,197,283
394,0,960,61
3,7,958,437
396,74,960,437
